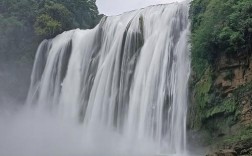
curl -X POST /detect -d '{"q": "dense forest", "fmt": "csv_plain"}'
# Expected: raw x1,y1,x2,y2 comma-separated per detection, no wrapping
0,0,101,63
189,0,252,155
0,0,102,103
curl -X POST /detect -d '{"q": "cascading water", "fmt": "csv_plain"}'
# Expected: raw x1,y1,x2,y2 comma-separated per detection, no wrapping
26,2,191,156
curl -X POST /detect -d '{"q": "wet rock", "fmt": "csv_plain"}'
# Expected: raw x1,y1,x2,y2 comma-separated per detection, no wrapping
232,138,252,155
207,149,237,156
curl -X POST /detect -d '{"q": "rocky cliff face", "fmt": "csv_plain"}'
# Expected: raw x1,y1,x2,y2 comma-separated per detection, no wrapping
189,52,252,156
189,0,252,155
215,54,252,126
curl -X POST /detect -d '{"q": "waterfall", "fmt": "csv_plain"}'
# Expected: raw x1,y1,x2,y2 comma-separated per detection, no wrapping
26,2,191,156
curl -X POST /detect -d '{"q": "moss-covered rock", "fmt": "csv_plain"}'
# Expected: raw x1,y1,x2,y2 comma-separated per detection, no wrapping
189,0,252,151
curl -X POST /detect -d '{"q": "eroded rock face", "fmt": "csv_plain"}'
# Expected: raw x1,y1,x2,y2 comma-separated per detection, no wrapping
232,138,252,155
207,138,252,156
215,54,252,126
207,149,237,156
189,52,252,156
215,55,252,89
239,95,252,126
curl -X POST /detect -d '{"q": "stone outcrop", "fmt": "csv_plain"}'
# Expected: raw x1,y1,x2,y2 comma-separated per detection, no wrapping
207,149,237,156
215,55,252,90
215,54,252,126
207,138,252,156
189,52,252,156
204,53,252,156
239,94,252,126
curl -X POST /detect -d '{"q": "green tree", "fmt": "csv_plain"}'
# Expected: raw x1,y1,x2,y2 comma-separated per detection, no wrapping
0,0,101,63
190,0,252,80
34,14,62,38
34,1,73,38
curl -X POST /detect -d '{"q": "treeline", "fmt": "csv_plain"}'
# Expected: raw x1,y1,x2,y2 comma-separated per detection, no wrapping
0,0,101,63
190,0,252,80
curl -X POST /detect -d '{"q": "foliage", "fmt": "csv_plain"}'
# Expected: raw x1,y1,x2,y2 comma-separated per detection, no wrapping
192,80,252,145
194,68,212,109
55,0,99,28
34,14,62,38
34,0,100,38
34,2,74,38
191,68,238,131
205,97,236,119
223,125,252,144
0,0,101,104
191,68,213,129
190,0,252,132
190,0,252,80
0,0,101,64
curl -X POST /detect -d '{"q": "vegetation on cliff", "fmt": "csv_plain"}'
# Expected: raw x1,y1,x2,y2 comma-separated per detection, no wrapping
190,0,252,81
0,0,102,102
189,0,252,150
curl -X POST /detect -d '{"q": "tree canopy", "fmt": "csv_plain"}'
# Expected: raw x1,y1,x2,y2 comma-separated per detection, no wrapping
190,0,252,80
0,0,101,63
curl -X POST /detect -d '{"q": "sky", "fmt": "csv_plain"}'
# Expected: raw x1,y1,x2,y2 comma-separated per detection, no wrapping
96,0,185,16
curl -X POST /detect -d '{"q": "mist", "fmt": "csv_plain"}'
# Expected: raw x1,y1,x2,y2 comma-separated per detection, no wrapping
0,107,158,156
0,62,32,107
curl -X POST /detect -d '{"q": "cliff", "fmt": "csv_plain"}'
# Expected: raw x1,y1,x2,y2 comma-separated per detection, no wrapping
189,0,252,155
190,53,252,155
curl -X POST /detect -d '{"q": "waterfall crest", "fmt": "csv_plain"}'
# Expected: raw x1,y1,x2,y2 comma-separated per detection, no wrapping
27,2,191,155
